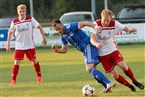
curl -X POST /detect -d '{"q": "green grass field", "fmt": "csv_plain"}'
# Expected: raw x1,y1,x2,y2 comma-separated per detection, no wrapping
1,44,145,97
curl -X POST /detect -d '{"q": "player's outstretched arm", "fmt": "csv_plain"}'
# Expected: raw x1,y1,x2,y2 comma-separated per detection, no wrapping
37,25,47,45
6,31,13,53
78,21,95,29
51,44,68,54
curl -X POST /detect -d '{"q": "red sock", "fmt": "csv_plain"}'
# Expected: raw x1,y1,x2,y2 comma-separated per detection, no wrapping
33,62,41,77
124,67,136,82
115,75,132,88
12,64,19,81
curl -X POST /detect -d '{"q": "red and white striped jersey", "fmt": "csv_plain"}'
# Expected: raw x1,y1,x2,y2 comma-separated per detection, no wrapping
9,16,39,50
92,19,125,56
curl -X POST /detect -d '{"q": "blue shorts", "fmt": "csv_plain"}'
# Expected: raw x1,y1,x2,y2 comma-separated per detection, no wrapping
83,44,100,65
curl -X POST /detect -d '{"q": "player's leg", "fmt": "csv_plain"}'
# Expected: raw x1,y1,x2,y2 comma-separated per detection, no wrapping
84,44,115,93
32,59,42,83
86,64,115,93
10,50,24,85
10,60,21,85
26,48,42,83
117,61,144,90
110,68,136,92
93,65,107,89
86,64,109,88
107,50,136,91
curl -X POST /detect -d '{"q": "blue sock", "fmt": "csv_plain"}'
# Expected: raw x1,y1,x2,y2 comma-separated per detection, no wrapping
89,68,111,84
94,77,107,88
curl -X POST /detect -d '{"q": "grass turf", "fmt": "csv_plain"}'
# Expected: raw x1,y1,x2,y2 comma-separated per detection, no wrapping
1,44,145,97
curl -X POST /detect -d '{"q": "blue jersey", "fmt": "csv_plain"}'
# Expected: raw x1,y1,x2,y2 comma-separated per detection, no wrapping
61,22,100,65
61,22,90,52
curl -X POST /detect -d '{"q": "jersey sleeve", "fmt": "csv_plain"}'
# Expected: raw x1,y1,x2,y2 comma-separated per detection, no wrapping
70,22,79,31
115,20,125,30
61,36,68,45
9,21,15,33
32,17,40,28
114,20,125,34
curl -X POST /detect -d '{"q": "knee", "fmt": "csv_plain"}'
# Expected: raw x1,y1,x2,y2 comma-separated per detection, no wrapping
86,65,96,73
121,66,128,71
118,61,128,71
111,73,119,79
86,67,91,73
14,60,21,65
32,59,38,64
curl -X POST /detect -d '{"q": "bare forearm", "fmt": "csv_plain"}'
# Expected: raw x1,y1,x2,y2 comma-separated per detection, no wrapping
54,48,67,54
6,32,13,52
90,33,103,49
38,25,46,39
78,21,95,29
90,37,98,47
84,21,95,28
6,32,12,46
38,25,47,45
90,33,97,46
52,45,67,54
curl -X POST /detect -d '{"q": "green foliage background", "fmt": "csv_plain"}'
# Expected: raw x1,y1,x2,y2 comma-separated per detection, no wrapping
0,0,145,22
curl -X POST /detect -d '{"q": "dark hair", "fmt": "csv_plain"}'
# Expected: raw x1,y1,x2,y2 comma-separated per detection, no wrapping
51,19,61,27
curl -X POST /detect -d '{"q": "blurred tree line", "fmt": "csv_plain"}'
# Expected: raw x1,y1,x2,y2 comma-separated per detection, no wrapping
0,0,145,23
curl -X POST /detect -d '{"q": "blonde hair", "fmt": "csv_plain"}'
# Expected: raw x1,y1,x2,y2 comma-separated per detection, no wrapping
101,9,113,18
17,4,27,10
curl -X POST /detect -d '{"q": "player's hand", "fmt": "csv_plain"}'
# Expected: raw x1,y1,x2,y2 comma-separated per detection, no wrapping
6,45,10,53
130,28,137,32
96,43,103,49
42,39,47,45
95,26,102,32
51,44,57,52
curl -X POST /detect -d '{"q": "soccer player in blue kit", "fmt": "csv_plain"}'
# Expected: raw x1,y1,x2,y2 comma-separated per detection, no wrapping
51,19,116,93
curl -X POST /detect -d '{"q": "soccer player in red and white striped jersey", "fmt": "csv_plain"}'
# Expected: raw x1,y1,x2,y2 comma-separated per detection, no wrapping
90,9,144,92
6,4,47,85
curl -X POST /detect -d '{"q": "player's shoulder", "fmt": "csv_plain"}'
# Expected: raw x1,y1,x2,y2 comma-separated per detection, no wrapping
70,22,78,27
95,19,102,26
108,20,115,27
12,16,32,23
65,22,77,29
12,18,19,23
25,16,32,20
